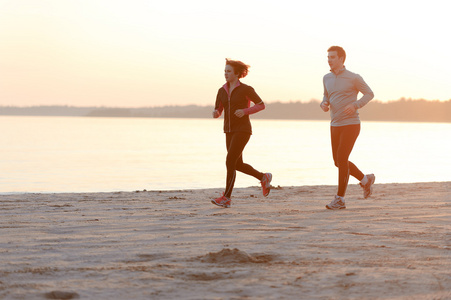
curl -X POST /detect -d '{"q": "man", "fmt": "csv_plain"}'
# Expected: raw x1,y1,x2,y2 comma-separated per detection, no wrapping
320,46,375,210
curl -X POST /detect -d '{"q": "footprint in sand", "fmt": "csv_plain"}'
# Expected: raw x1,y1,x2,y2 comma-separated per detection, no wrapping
199,248,275,264
44,290,79,299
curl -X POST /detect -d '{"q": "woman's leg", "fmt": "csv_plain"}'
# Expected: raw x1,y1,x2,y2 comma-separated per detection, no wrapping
331,124,364,197
224,132,263,198
234,134,264,181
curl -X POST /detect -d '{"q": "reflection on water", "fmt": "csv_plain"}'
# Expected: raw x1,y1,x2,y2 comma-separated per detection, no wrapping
1,116,450,193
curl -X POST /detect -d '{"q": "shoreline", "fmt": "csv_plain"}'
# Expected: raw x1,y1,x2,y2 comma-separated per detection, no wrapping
2,99,451,123
1,181,450,299
1,180,450,196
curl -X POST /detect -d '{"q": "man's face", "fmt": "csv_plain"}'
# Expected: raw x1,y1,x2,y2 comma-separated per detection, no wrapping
328,51,344,71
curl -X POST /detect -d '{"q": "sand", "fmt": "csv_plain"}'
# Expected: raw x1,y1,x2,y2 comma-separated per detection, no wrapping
1,182,450,299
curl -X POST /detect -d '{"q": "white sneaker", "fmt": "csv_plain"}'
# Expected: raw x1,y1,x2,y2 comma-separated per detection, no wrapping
326,195,346,210
360,174,375,199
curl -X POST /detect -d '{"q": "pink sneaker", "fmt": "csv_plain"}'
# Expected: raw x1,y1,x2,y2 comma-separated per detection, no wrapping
211,195,231,208
261,173,272,197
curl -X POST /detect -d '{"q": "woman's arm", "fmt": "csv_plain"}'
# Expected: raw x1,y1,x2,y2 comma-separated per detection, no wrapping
213,91,224,118
240,87,265,116
243,101,265,115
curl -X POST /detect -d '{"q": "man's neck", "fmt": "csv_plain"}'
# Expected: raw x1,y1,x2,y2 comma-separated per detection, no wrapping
332,65,345,74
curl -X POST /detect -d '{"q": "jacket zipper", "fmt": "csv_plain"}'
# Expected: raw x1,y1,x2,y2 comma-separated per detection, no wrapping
225,82,239,133
228,94,231,132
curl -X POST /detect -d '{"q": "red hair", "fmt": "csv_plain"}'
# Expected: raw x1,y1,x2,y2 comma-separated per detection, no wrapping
225,58,250,78
328,46,346,63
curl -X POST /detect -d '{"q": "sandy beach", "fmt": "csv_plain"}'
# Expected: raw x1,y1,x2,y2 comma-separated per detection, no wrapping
1,182,450,299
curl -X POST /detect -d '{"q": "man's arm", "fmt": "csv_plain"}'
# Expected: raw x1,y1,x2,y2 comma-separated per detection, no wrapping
320,79,330,112
353,74,374,109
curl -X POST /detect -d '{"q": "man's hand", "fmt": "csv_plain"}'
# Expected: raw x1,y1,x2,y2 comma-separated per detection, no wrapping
343,104,356,115
320,102,330,112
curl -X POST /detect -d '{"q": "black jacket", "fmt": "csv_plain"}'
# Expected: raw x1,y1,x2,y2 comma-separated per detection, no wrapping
215,82,263,134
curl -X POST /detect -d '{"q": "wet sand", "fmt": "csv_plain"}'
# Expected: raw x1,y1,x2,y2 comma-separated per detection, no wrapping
1,182,450,299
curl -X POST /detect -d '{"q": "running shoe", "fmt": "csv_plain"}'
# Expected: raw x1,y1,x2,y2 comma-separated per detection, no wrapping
326,195,346,210
360,174,375,199
261,173,272,197
211,195,231,208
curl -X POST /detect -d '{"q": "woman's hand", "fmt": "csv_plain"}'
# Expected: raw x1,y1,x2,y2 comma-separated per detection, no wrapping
234,109,245,118
212,110,221,118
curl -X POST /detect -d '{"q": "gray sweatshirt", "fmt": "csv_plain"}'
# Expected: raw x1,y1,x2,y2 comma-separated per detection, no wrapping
322,67,374,126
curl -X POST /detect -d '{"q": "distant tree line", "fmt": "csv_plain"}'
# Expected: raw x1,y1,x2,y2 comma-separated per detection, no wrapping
255,98,451,123
358,98,451,123
0,98,450,123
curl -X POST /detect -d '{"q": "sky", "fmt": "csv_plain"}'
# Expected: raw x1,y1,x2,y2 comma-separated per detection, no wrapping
0,0,450,108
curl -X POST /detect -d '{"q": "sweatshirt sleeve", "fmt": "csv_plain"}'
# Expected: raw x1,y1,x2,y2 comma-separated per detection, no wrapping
321,77,330,106
353,74,374,109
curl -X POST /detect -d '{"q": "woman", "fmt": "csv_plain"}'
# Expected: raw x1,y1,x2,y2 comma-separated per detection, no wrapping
211,58,272,208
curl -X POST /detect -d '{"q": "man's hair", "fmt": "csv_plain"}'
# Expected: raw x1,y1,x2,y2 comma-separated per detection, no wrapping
225,58,250,78
328,46,346,63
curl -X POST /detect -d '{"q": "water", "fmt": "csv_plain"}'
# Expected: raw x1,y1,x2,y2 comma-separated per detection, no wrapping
1,116,450,193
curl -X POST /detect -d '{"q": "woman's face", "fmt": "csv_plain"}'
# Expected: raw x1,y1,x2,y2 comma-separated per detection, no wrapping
224,64,238,82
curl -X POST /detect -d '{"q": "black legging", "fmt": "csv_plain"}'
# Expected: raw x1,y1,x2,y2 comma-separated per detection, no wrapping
224,132,263,198
331,124,364,197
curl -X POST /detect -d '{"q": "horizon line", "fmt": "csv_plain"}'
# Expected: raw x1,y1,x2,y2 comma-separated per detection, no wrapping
1,98,450,109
